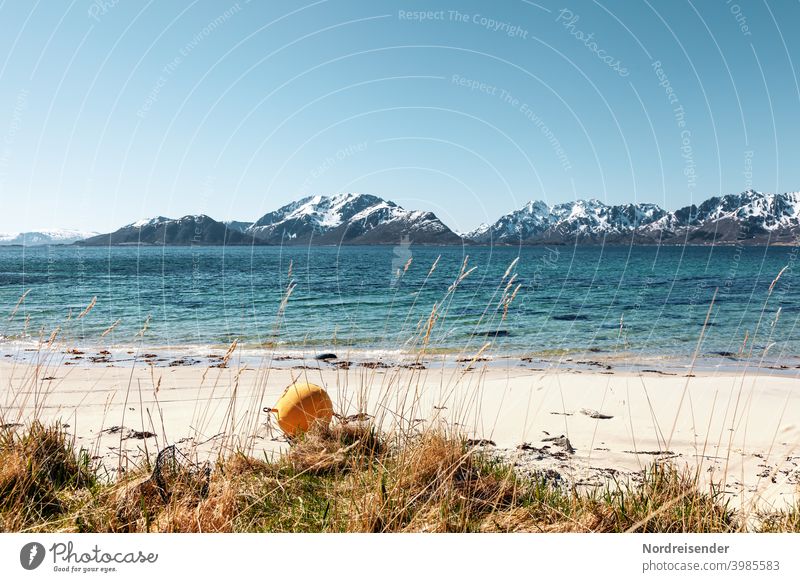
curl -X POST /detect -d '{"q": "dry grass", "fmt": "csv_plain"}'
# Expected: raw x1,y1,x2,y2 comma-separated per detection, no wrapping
757,506,800,533
0,421,93,531
285,419,385,475
1,419,794,533
609,464,736,533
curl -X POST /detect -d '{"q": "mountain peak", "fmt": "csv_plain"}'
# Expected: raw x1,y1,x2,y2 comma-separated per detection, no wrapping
129,216,172,228
247,193,458,245
522,200,550,214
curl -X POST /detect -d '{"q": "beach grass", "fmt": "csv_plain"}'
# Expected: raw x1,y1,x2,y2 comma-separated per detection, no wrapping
0,419,796,533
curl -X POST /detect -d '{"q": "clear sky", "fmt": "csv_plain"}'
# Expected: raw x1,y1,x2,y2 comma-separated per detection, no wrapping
0,0,798,234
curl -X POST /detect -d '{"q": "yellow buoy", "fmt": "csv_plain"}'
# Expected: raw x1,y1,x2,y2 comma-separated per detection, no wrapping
272,382,333,437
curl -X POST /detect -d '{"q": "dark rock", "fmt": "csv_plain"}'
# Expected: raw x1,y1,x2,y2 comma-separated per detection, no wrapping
402,362,426,370
580,408,613,420
552,314,588,321
360,361,390,369
485,329,510,337
641,369,677,375
543,435,575,453
466,439,496,447
126,430,156,440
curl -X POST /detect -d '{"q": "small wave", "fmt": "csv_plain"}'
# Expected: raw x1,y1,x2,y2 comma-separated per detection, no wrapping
551,314,589,321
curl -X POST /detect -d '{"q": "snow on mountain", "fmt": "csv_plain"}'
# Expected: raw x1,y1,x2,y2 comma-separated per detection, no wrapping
634,190,800,245
466,200,552,242
248,193,387,235
0,229,100,246
469,198,667,243
25,190,800,248
472,190,800,245
247,193,461,244
685,190,800,230
128,216,173,229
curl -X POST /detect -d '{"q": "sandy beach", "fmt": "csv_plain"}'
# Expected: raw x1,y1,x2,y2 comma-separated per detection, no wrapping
2,351,799,515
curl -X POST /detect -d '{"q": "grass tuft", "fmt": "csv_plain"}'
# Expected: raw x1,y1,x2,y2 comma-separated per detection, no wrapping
0,422,93,531
0,420,798,533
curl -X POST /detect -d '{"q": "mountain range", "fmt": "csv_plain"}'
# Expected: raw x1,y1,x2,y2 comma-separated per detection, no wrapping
78,193,460,246
0,229,99,246
6,190,800,246
467,190,800,245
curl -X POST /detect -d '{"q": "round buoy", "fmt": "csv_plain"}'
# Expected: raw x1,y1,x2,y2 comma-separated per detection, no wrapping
272,382,333,437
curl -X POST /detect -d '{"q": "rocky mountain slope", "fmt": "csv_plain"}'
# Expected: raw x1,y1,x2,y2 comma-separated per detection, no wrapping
246,193,461,245
469,190,800,245
78,215,259,246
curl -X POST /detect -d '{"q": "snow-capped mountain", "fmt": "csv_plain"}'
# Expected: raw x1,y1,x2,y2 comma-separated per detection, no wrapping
644,190,800,243
470,190,800,245
58,189,800,247
467,198,668,243
0,229,99,246
246,193,461,244
79,215,259,246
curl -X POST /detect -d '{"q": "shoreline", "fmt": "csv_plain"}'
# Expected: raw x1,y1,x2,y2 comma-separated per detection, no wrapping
2,339,799,377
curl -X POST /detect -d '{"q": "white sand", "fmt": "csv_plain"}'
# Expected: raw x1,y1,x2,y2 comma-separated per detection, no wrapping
1,356,799,513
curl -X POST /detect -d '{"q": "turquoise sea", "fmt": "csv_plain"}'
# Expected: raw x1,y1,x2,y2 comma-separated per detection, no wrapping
0,245,798,364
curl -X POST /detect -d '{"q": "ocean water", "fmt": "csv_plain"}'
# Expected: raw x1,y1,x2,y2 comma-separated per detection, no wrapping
0,244,798,362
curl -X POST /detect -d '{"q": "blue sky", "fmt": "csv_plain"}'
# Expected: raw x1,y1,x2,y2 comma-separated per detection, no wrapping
0,0,798,233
